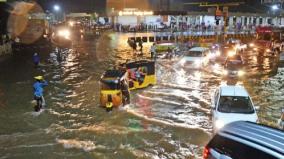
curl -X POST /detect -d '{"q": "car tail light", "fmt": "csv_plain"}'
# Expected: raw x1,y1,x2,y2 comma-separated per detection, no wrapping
203,146,210,159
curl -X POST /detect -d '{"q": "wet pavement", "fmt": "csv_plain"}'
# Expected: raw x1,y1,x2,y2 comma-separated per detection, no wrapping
0,31,283,159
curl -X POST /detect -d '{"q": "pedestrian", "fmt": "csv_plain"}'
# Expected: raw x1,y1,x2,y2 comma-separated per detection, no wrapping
166,47,172,59
150,43,156,59
172,48,177,57
135,67,145,85
133,41,137,52
33,76,48,112
32,53,40,67
139,40,143,52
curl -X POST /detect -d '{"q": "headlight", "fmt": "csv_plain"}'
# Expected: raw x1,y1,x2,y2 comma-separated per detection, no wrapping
228,51,236,57
68,21,74,27
266,49,271,52
235,44,240,49
216,51,221,56
194,60,201,67
253,48,258,51
249,43,255,47
208,53,215,58
223,70,228,75
215,119,225,130
238,70,245,76
58,29,71,39
180,59,186,66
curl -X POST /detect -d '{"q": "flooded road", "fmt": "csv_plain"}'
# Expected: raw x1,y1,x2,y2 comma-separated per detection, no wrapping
0,31,283,159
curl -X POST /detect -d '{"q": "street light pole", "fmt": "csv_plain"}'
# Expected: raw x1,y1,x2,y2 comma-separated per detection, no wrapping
53,4,60,22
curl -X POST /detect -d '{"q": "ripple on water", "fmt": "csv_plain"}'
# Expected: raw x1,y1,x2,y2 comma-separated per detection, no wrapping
56,139,97,152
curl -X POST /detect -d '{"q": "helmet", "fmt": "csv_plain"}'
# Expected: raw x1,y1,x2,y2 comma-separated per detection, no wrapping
34,76,43,80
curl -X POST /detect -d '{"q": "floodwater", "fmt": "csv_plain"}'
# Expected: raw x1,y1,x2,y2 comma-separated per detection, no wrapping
0,31,283,159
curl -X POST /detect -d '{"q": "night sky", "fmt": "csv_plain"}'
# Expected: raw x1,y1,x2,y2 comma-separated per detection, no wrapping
14,0,270,13
36,0,106,13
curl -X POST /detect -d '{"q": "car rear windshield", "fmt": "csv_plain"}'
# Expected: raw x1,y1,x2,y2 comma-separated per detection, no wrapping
218,96,254,113
226,61,242,69
207,135,278,159
186,51,203,57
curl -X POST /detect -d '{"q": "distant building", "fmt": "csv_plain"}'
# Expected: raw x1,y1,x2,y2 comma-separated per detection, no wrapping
107,0,151,11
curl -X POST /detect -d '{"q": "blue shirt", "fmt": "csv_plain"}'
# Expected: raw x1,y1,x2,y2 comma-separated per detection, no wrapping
33,81,48,97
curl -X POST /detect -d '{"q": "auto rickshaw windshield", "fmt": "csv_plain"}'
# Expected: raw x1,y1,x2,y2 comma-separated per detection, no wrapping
101,80,120,90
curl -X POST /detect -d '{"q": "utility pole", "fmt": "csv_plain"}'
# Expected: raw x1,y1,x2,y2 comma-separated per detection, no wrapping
184,2,244,43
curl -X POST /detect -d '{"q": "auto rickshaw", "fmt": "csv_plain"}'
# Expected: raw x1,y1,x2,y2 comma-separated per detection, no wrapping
100,69,130,110
124,60,156,90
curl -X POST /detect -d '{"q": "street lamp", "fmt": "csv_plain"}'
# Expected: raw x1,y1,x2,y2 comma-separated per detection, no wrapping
53,5,61,22
53,5,60,12
271,5,279,10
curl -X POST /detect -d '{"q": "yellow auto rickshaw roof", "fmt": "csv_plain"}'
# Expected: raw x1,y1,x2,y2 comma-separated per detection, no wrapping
101,69,127,80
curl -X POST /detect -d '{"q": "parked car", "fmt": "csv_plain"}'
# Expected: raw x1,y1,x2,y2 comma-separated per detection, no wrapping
179,47,209,69
211,85,258,133
204,121,284,159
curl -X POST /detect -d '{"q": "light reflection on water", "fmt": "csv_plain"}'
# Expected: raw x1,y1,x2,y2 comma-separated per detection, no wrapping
0,31,283,158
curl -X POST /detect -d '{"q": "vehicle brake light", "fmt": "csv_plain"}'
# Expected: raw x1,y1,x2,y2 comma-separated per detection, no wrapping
203,146,210,159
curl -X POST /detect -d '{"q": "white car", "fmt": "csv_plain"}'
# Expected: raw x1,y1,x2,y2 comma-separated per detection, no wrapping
212,85,258,133
179,47,209,68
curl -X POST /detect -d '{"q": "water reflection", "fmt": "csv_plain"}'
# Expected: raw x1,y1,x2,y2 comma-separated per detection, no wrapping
0,31,283,158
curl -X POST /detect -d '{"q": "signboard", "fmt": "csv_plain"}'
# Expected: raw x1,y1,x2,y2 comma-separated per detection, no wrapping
256,26,273,33
262,0,284,3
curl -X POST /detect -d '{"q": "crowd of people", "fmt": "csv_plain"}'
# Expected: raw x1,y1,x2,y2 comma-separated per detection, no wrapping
113,22,257,33
127,38,144,54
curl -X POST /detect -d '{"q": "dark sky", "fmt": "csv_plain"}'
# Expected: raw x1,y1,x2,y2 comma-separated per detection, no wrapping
36,0,106,14
182,0,269,13
35,0,270,13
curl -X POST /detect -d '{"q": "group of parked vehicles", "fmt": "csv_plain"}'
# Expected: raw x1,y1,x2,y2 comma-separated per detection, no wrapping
151,37,284,158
